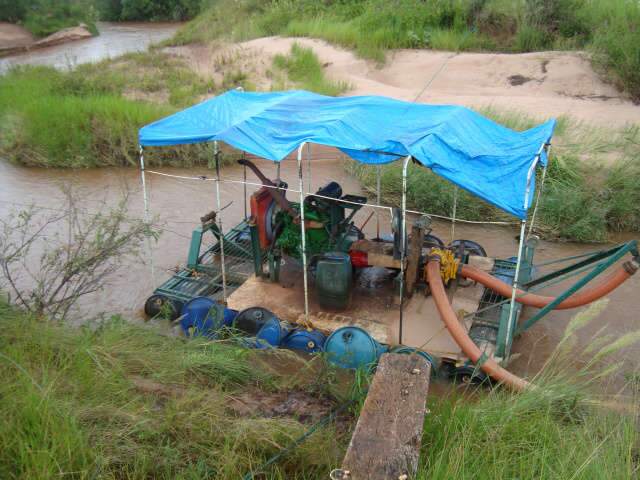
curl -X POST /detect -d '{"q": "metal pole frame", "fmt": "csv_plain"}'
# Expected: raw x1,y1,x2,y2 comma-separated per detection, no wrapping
398,155,411,345
504,143,545,358
139,145,156,283
528,143,551,237
306,143,312,194
242,151,248,220
451,186,458,243
297,143,310,324
214,141,228,302
376,165,381,239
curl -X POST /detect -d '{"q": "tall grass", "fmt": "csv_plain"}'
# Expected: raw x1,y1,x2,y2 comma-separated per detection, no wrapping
272,43,350,96
173,0,640,99
0,52,217,167
0,301,345,479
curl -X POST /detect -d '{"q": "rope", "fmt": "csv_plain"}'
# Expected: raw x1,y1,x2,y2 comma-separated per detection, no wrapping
242,397,358,480
427,248,459,285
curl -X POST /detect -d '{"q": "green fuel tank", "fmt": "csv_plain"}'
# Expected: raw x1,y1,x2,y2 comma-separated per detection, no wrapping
315,252,353,310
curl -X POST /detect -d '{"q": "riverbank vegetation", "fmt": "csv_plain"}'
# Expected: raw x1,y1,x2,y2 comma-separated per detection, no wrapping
0,52,219,167
0,0,98,37
96,0,201,22
173,0,640,101
271,43,350,96
1,297,637,478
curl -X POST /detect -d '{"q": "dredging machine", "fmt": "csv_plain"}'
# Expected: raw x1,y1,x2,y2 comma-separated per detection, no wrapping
138,89,639,389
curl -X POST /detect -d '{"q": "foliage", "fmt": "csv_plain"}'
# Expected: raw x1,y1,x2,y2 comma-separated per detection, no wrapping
0,302,346,478
0,0,98,37
96,0,202,21
271,43,350,96
0,55,216,167
0,188,155,319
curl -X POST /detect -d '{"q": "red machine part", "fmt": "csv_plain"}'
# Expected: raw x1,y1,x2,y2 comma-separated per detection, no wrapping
250,187,275,249
349,249,369,268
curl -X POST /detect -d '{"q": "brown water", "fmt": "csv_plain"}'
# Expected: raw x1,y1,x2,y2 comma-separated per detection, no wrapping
0,22,180,73
1,147,639,386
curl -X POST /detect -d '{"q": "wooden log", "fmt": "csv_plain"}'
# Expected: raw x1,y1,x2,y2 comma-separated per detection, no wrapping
341,353,431,480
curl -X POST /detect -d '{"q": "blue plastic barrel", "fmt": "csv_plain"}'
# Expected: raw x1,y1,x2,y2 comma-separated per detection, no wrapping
282,328,326,353
390,346,438,375
254,317,291,349
324,326,385,369
180,297,237,338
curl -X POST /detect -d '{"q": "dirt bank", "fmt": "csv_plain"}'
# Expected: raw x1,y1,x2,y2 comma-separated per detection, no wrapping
0,22,92,56
171,36,640,127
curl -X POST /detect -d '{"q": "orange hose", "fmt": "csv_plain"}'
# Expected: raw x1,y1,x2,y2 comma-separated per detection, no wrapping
426,261,531,391
460,260,637,310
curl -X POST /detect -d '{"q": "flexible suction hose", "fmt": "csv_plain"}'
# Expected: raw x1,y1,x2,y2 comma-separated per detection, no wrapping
426,260,530,391
459,260,638,310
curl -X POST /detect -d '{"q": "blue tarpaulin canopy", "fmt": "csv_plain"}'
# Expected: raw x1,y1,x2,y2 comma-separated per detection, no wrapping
139,90,555,219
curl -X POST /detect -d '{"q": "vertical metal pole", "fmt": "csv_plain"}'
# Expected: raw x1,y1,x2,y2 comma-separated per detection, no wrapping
306,143,312,193
504,150,542,358
139,146,156,284
214,141,228,302
451,186,458,243
276,161,281,181
376,165,381,239
242,151,248,220
297,143,310,324
398,155,411,345
528,144,550,237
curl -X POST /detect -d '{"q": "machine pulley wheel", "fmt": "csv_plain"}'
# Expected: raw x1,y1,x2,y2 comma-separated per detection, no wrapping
449,239,487,287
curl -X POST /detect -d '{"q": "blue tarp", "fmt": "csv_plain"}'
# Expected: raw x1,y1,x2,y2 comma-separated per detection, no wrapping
139,90,555,219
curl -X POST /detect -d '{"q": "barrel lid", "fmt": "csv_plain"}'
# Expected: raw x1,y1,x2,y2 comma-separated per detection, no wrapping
325,326,379,369
234,307,277,335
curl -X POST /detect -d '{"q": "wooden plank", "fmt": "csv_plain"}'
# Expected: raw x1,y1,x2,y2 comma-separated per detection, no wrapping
341,353,430,480
405,223,425,297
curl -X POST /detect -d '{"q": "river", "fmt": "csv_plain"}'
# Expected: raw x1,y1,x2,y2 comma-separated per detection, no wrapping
0,21,181,73
0,22,638,389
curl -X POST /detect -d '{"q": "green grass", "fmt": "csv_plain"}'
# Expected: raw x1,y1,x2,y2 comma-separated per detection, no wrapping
1,298,638,478
0,52,219,167
348,108,640,242
0,0,98,38
172,0,640,99
272,43,350,96
0,301,347,479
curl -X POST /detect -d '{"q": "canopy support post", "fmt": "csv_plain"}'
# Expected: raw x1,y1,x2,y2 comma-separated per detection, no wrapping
504,147,543,359
242,151,248,220
450,186,458,243
214,141,228,303
398,155,411,345
297,143,310,325
139,145,155,284
376,165,381,239
306,143,312,193
528,144,550,238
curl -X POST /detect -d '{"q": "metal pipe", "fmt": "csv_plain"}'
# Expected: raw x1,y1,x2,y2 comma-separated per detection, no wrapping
398,155,411,344
450,186,458,243
214,141,228,302
376,165,381,239
528,144,550,237
504,147,543,357
242,151,248,220
297,143,310,324
139,146,156,284
306,143,312,194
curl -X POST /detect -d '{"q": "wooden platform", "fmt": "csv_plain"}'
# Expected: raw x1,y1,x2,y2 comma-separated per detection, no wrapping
341,353,431,480
226,261,485,361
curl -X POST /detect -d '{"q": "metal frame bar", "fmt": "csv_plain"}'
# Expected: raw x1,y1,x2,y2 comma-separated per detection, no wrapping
139,145,156,283
503,142,546,357
516,239,638,335
297,143,310,324
398,155,411,344
213,141,228,302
